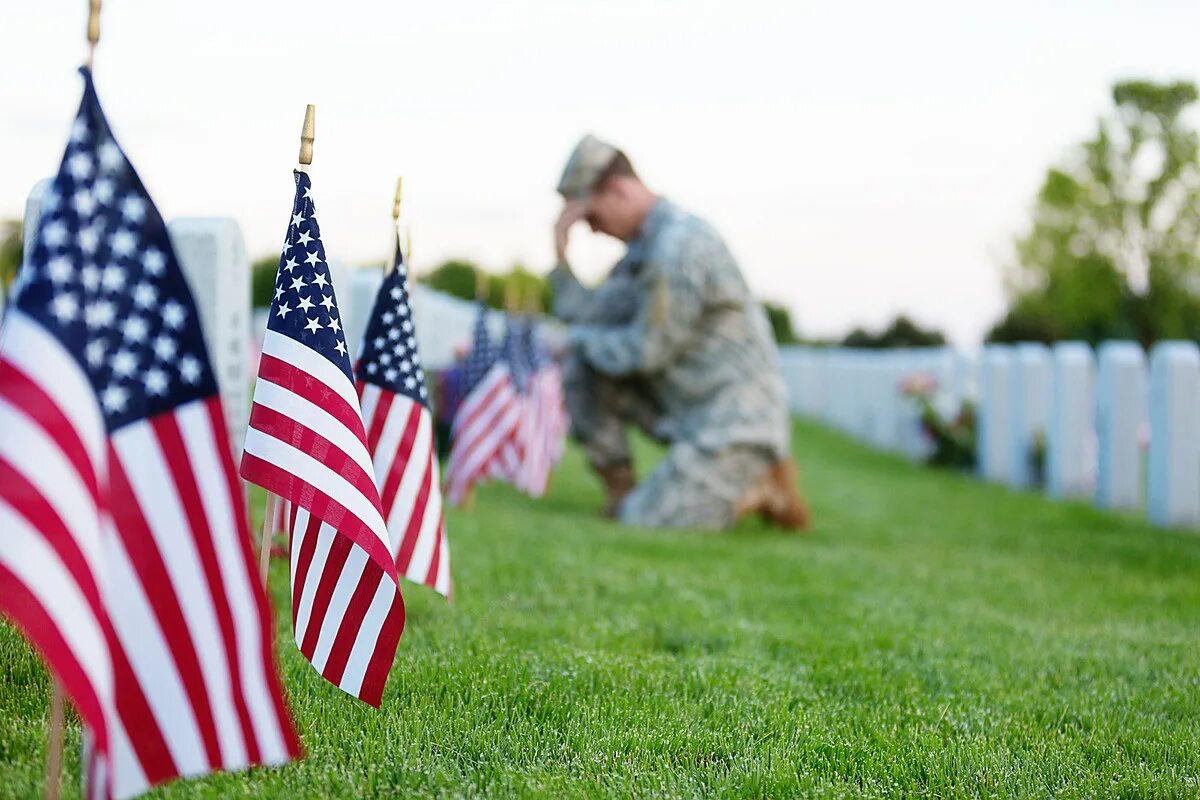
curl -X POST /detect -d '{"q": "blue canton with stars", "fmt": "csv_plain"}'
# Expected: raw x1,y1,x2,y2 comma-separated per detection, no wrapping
357,239,429,408
13,69,216,431
498,318,531,396
519,319,550,372
267,171,352,380
460,301,497,395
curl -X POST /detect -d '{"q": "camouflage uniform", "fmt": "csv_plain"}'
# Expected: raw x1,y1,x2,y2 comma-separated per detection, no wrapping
550,199,791,529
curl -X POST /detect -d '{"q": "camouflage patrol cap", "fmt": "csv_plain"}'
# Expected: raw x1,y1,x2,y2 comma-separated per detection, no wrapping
557,134,619,199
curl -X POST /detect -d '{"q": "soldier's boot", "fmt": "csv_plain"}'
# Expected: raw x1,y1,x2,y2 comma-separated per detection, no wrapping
596,461,636,518
734,459,811,531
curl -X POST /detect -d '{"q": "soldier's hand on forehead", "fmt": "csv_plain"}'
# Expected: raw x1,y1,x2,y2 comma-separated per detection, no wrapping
554,199,589,265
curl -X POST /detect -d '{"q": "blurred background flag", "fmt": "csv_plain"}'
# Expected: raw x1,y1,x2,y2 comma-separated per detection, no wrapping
444,302,520,505
0,69,301,799
488,317,531,482
514,320,568,497
240,170,404,706
356,237,450,597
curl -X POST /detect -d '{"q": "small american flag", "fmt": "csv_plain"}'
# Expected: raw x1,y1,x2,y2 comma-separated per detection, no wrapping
240,170,404,706
489,319,532,482
513,321,568,497
356,240,450,597
0,70,300,800
444,304,521,505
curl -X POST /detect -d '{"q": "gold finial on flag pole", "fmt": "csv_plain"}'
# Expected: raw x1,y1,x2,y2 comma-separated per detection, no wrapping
392,177,403,222
298,104,315,167
85,0,102,69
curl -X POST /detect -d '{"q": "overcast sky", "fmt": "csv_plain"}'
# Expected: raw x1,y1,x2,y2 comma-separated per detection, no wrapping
3,1,1199,344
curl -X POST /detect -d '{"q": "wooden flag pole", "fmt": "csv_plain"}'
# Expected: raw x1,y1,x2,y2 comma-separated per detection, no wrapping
261,103,315,581
44,680,64,800
387,178,403,276
259,493,277,582
85,0,101,70
298,104,315,168
47,7,103,793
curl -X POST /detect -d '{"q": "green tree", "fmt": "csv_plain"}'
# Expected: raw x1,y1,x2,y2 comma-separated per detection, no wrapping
763,302,798,344
0,220,22,292
421,260,553,312
251,255,280,309
422,259,482,302
992,79,1200,345
840,315,947,348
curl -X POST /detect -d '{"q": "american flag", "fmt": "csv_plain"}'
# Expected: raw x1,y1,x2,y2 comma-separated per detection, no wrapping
513,321,568,497
444,303,521,505
0,70,300,800
489,319,532,482
240,170,404,706
356,240,450,597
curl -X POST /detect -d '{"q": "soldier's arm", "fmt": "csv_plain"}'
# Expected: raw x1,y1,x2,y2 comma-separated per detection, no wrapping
569,241,706,376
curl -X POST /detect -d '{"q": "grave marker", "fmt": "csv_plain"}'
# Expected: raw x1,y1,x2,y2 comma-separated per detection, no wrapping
1147,341,1200,529
1095,341,1147,510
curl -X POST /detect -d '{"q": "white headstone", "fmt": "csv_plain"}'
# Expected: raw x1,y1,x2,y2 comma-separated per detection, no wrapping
1046,342,1096,499
799,346,827,418
346,266,385,360
1095,341,1147,511
1147,341,1200,529
1009,343,1052,488
978,345,1014,482
11,179,54,314
953,350,980,409
168,218,251,448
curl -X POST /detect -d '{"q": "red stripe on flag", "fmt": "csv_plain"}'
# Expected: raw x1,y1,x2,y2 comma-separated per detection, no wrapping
290,511,323,632
240,452,394,575
318,569,383,687
0,562,109,751
202,399,302,759
378,401,422,519
365,391,395,456
107,450,224,769
151,412,261,764
257,355,371,447
0,357,101,506
396,454,433,572
246,404,380,520
298,536,353,660
0,458,105,626
357,591,405,707
423,519,443,589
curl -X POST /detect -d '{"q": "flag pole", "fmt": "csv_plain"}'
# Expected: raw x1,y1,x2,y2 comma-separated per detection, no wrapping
47,6,104,792
387,177,402,276
261,103,315,580
258,494,277,582
43,679,64,800
85,0,101,70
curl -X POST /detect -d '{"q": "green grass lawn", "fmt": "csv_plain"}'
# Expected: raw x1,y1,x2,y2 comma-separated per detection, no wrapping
3,419,1200,799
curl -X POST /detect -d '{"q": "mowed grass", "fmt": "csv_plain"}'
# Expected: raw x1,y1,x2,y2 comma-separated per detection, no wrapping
2,418,1200,798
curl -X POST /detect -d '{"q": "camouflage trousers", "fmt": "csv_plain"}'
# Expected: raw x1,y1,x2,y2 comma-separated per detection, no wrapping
561,352,774,530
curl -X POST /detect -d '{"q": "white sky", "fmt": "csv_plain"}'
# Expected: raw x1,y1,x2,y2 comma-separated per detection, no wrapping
3,1,1199,344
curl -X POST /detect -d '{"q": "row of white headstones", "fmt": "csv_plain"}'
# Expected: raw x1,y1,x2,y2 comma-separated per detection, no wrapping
778,340,1200,530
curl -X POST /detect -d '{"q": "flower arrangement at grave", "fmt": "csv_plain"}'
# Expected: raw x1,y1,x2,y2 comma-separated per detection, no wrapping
898,372,977,470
